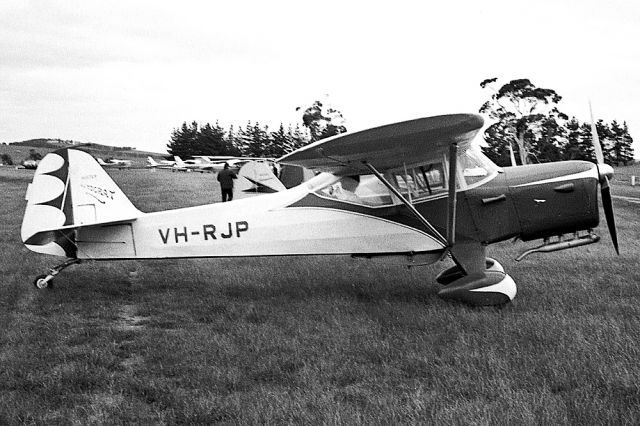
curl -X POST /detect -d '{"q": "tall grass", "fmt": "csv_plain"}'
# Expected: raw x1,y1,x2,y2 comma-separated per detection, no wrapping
1,166,639,424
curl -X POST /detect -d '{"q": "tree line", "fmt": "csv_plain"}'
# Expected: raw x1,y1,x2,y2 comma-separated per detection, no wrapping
479,78,634,166
166,82,633,166
166,101,347,159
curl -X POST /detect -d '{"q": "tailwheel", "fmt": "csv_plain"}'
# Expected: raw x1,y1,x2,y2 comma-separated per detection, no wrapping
32,258,81,290
33,274,54,289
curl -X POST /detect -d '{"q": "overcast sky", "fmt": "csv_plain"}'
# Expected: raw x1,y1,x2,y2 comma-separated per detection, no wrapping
1,0,638,155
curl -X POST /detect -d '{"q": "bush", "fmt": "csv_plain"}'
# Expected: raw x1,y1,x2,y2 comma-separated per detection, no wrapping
1,153,13,165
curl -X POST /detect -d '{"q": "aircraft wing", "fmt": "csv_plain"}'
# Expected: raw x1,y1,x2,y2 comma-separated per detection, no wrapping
278,114,483,174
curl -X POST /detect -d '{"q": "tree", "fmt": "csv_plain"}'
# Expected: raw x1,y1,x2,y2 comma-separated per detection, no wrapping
595,120,614,163
609,120,634,165
167,121,243,158
198,122,239,156
530,116,566,163
226,125,244,156
563,117,594,161
479,78,567,165
299,100,347,142
1,153,13,165
236,121,270,157
28,149,43,161
481,120,520,166
167,121,199,158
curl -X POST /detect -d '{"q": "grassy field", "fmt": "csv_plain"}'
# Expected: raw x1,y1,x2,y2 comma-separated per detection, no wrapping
1,166,639,424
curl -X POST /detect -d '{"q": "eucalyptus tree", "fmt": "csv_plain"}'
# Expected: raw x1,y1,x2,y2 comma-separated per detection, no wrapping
299,100,347,142
479,78,567,165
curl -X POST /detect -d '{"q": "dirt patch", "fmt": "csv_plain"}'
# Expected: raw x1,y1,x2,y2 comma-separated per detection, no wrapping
114,304,148,331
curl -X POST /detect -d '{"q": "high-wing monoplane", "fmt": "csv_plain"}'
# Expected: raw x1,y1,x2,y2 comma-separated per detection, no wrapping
21,113,618,306
146,156,176,169
97,157,132,169
172,156,217,172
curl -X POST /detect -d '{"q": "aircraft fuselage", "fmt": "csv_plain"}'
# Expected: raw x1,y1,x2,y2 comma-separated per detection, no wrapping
73,161,600,263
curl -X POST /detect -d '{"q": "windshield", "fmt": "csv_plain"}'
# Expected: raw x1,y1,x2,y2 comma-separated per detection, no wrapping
457,145,499,188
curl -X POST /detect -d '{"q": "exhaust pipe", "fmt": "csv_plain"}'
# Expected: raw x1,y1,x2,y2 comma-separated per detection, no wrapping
515,232,600,262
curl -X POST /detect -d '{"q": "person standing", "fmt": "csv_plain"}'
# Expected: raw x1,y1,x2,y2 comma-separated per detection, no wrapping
217,163,237,202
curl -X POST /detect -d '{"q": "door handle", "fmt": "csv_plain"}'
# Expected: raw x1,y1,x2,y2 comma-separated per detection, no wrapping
482,194,507,204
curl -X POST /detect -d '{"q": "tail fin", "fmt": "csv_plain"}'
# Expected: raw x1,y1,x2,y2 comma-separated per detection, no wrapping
237,160,286,193
174,156,185,166
147,156,158,167
22,148,142,257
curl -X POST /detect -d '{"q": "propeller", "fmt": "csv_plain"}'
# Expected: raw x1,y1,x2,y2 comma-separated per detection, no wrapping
589,102,619,254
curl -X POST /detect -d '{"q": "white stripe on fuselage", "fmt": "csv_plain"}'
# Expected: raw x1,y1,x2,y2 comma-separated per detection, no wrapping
510,167,598,188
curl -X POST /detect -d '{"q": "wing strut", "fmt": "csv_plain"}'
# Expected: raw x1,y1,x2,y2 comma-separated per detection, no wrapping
363,161,447,247
446,142,458,246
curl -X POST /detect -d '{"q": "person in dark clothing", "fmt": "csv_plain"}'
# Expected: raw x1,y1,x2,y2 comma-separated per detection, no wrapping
217,163,237,202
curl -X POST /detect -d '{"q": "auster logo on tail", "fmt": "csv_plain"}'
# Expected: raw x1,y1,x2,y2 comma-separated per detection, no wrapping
80,184,116,204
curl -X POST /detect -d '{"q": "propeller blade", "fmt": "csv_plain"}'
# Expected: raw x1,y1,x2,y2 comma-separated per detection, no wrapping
600,176,620,255
589,102,619,254
589,101,605,164
446,142,458,246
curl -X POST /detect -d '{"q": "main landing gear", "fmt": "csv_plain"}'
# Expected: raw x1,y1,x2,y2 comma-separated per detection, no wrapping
33,258,81,289
436,257,517,306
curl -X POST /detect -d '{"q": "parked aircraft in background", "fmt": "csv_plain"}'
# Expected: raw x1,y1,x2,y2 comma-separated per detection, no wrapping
173,156,276,173
172,156,218,173
146,156,175,169
21,113,618,307
193,156,275,170
19,159,40,169
97,158,132,169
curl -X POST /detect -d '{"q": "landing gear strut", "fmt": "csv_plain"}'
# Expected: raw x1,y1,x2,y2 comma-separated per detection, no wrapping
33,258,81,289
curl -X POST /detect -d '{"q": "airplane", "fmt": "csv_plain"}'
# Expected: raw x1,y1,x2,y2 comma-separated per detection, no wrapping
193,155,275,164
20,113,618,306
19,159,40,169
146,156,176,169
172,156,218,173
193,156,277,172
97,157,132,169
236,160,286,193
172,155,272,173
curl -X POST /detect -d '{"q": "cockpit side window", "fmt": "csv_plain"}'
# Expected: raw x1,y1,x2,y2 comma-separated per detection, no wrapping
313,147,498,206
315,175,394,206
389,160,447,200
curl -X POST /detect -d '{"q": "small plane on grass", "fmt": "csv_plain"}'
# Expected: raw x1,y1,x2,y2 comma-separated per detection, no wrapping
21,113,618,306
172,156,218,173
19,159,40,169
172,155,274,173
146,156,176,169
97,158,132,169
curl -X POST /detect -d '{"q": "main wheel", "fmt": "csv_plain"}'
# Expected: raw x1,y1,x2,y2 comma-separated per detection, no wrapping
33,274,53,289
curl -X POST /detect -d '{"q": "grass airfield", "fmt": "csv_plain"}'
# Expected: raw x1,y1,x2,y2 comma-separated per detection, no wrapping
1,165,640,424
